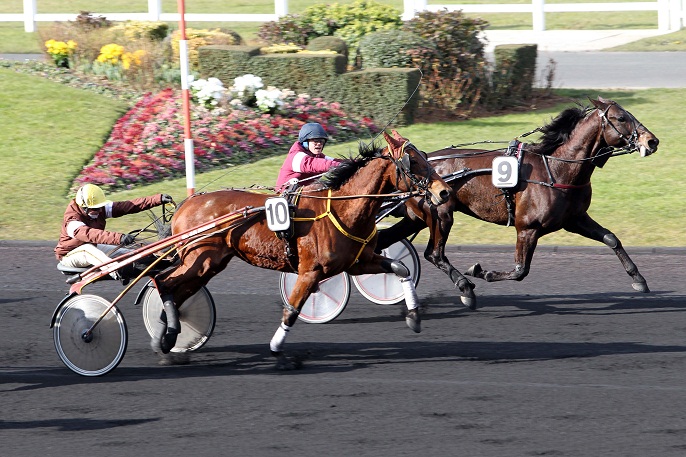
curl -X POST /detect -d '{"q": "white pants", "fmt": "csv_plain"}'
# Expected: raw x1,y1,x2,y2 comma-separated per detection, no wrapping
60,244,132,278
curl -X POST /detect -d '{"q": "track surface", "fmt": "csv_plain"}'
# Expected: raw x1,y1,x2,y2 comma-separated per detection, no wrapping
2,241,686,456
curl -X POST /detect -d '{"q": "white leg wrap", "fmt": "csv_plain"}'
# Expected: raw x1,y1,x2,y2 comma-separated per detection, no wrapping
400,276,419,310
269,322,291,353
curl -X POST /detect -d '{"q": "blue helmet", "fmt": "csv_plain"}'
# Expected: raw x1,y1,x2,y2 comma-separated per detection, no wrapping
298,123,330,144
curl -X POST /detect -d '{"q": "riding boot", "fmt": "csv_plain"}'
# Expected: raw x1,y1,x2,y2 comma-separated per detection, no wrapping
160,299,180,354
149,309,168,354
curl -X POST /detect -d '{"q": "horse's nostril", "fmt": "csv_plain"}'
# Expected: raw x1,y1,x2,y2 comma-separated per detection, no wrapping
649,139,659,150
440,190,450,202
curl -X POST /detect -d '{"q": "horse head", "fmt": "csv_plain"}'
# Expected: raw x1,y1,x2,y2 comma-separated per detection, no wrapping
383,130,451,206
591,96,659,158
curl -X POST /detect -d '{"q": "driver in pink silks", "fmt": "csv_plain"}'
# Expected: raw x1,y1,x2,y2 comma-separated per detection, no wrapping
275,122,342,192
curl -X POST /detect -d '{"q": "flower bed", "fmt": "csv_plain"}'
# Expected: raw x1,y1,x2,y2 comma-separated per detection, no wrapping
72,88,379,193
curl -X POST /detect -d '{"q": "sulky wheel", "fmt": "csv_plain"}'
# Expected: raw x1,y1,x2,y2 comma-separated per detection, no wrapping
352,238,421,305
140,280,216,352
53,294,128,377
280,272,352,324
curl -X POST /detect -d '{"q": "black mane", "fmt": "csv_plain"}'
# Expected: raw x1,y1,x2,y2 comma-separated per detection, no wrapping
318,141,385,190
535,103,592,155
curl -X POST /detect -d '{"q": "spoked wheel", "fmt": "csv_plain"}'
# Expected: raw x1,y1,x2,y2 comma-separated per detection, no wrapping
280,272,351,324
352,238,421,305
53,294,128,377
140,280,216,352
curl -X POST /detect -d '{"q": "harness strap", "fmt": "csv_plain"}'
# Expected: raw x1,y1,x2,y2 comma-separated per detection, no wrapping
292,189,377,265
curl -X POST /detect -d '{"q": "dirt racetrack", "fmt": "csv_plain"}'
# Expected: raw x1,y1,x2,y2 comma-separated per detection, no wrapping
2,240,686,457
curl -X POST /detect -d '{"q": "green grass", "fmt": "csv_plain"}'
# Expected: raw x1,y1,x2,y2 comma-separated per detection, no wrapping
0,0,683,52
1,66,683,246
0,68,129,239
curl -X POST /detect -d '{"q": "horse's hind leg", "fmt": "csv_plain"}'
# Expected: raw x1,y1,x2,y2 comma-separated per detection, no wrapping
466,227,538,283
349,254,424,332
564,213,649,292
270,270,322,369
152,246,233,353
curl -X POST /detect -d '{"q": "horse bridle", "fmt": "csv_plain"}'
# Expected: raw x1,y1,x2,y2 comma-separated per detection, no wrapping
597,102,642,152
389,141,437,202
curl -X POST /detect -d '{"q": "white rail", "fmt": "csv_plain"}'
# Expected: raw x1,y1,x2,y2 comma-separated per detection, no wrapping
404,0,683,31
2,0,684,33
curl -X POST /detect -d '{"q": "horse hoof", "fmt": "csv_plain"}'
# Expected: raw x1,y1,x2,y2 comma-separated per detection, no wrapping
465,263,482,278
405,309,421,333
632,282,650,293
273,353,296,371
160,330,179,354
461,294,478,310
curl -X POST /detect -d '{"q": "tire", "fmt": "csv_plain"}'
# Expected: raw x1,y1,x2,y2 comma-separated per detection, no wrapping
280,272,351,324
140,281,216,352
53,294,127,377
352,238,421,305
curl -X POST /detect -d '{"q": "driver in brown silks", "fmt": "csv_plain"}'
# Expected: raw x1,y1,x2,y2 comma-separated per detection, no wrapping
55,183,172,279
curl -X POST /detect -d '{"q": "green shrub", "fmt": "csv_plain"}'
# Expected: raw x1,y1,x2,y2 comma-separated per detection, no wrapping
258,0,402,55
404,9,488,76
488,44,539,107
307,36,349,59
257,15,316,46
403,9,490,114
110,21,169,41
171,28,242,70
358,30,436,69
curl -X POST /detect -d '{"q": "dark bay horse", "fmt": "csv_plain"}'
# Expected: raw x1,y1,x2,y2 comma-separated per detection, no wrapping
378,97,659,307
152,131,452,366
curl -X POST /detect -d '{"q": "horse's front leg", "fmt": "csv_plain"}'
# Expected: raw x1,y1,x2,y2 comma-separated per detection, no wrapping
270,270,322,370
349,254,423,333
421,208,476,309
564,213,649,292
466,227,539,283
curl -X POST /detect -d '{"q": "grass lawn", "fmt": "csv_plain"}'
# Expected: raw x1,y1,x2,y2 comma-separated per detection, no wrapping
1,66,683,246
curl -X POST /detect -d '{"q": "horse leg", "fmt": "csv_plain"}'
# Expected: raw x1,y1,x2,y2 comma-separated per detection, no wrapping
152,247,233,354
376,216,425,251
466,228,539,283
564,213,649,292
270,270,322,370
422,210,477,309
349,255,424,332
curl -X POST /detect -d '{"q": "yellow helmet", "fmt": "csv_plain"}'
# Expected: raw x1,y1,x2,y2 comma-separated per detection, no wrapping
75,184,111,209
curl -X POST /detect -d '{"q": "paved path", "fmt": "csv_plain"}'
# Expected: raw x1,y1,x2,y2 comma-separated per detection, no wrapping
2,242,686,456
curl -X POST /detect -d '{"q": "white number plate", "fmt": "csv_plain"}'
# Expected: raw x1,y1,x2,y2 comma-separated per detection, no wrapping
492,156,518,188
265,197,291,232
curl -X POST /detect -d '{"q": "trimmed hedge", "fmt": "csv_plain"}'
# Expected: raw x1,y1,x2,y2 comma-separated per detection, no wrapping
198,45,419,125
492,44,538,106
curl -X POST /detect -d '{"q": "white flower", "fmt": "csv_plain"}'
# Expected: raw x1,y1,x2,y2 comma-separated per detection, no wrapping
189,76,226,110
255,86,286,113
231,74,263,98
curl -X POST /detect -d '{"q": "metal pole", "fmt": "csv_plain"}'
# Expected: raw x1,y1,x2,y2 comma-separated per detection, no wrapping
177,0,195,196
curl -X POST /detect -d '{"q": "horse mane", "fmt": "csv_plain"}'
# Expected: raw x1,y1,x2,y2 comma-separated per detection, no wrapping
318,141,385,190
535,102,592,155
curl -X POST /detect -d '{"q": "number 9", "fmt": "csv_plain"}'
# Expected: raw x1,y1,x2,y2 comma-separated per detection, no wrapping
498,160,512,183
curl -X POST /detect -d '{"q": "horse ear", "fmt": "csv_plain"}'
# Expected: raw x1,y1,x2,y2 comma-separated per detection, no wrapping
383,130,401,149
589,97,606,111
391,129,404,141
382,130,393,146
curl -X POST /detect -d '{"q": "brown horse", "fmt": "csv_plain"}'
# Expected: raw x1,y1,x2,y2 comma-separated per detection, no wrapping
377,97,659,307
152,131,452,366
